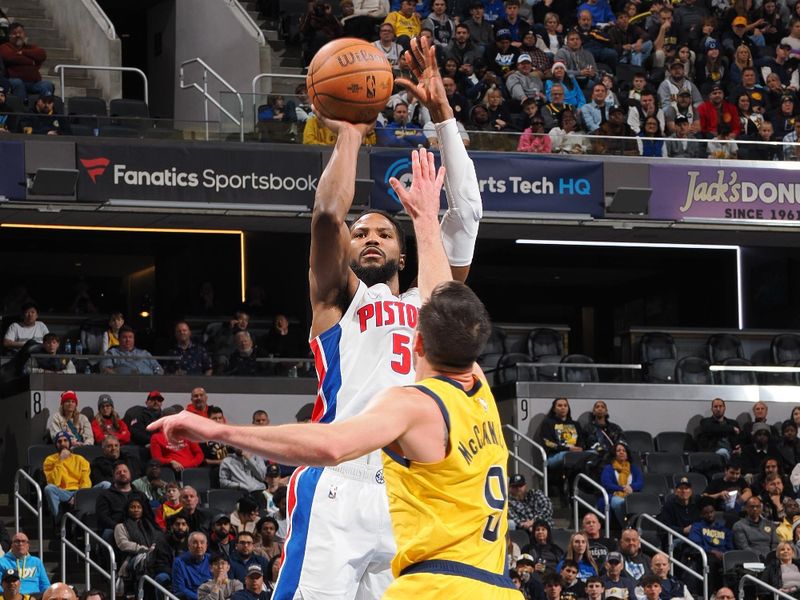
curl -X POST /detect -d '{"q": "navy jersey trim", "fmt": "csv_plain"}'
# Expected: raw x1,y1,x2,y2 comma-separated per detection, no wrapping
431,375,483,397
400,559,516,589
382,446,411,468
409,384,451,434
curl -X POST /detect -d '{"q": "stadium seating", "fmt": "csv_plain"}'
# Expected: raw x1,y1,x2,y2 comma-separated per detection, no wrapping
496,353,536,384
654,431,693,454
623,431,655,456
686,452,725,477
640,333,677,383
706,334,744,364
181,467,212,495
646,453,685,475
717,358,758,386
559,354,599,383
527,328,563,382
670,472,707,492
771,334,800,384
206,488,243,514
72,445,103,463
641,473,669,497
66,96,107,129
623,492,662,524
674,356,713,385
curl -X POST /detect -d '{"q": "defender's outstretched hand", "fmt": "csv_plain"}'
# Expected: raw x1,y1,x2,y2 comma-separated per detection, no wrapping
148,410,220,446
389,148,445,223
395,37,454,123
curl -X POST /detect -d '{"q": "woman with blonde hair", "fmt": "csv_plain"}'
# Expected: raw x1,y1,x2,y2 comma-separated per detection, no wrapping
729,44,754,87
91,394,131,445
764,541,800,596
556,532,599,581
47,390,93,445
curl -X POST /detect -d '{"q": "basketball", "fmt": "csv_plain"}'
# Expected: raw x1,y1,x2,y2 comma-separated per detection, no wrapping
306,38,394,124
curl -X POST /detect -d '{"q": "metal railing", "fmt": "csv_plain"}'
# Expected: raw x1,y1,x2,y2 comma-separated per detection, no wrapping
138,574,180,600
637,513,708,600
572,473,610,538
85,0,117,38
14,470,43,561
504,424,548,495
53,65,149,104
251,72,305,120
224,0,266,45
60,512,117,600
180,58,245,142
738,574,796,600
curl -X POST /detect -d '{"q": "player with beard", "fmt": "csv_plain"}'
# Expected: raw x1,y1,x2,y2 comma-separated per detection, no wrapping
268,37,483,600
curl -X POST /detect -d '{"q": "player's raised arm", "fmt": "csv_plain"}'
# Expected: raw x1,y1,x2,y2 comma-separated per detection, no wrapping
397,37,483,283
309,116,374,335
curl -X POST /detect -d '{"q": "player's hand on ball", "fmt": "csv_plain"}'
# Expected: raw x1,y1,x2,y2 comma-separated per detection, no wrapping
389,148,445,223
395,37,453,122
314,104,376,139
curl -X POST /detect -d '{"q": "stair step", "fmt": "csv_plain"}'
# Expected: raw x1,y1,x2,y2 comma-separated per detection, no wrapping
2,6,47,18
47,48,79,60
9,16,53,28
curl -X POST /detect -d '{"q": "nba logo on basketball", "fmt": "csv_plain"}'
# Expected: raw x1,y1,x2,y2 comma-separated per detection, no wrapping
366,75,376,99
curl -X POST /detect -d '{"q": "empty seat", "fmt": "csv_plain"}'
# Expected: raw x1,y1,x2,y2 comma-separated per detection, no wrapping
73,487,104,527
27,444,54,486
640,332,677,383
527,328,563,381
560,354,599,383
675,356,712,384
722,549,759,574
496,353,537,384
73,445,103,462
207,489,244,514
181,467,212,494
625,431,655,455
686,452,725,476
641,473,669,496
4,94,25,114
771,334,800,385
481,325,507,356
624,492,662,522
646,452,685,475
509,528,531,550
718,358,758,386
98,125,141,138
67,96,107,128
707,333,744,364
68,123,96,137
551,528,573,550
654,431,693,453
109,98,150,118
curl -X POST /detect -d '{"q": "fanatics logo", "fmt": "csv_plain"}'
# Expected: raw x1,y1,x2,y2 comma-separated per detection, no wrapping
80,157,111,183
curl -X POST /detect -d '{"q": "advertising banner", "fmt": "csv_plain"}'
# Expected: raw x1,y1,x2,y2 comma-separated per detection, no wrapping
650,163,800,222
370,151,604,217
0,141,26,200
76,143,322,205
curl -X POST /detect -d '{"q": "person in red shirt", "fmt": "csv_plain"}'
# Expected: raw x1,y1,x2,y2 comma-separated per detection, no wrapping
150,408,204,472
698,83,741,137
0,23,55,101
91,394,132,445
186,387,209,418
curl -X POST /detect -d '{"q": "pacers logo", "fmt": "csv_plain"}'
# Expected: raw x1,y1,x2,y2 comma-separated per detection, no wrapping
375,469,385,485
365,75,376,99
383,157,412,205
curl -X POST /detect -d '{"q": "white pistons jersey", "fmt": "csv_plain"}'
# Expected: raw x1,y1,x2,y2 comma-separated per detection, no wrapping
309,280,421,436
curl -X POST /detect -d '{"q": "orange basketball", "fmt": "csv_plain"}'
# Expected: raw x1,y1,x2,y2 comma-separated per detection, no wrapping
306,38,394,124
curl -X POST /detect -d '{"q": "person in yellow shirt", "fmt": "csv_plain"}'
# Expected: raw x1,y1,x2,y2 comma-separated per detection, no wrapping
42,431,91,523
302,113,377,145
384,0,422,49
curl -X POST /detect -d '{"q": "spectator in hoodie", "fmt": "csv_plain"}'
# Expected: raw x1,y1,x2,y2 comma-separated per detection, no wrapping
150,414,205,472
173,531,212,600
527,519,566,572
149,514,190,588
538,397,588,471
91,395,131,445
208,514,236,559
42,432,91,523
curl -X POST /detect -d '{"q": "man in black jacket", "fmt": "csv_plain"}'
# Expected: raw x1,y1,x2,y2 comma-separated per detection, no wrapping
179,486,212,536
125,390,164,446
696,398,740,461
95,463,151,541
90,435,142,486
207,514,236,558
659,477,699,536
149,514,189,588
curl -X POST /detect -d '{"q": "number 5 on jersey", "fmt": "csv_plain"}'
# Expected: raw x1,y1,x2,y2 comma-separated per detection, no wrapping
483,465,508,542
391,333,412,374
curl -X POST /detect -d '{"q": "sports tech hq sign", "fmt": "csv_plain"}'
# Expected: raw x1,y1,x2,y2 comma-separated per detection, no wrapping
76,142,323,205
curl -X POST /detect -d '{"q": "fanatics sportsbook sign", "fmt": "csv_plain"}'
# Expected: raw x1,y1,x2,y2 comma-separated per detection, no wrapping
75,142,322,205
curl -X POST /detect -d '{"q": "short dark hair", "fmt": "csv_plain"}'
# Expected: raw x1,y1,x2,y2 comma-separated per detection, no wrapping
237,530,255,542
418,281,491,370
455,23,470,33
256,516,279,532
543,573,562,586
742,66,756,75
561,559,579,571
210,554,229,565
208,405,224,418
21,302,37,313
8,22,24,33
586,576,604,586
252,409,268,421
641,575,662,587
351,209,407,254
42,333,59,343
118,325,134,336
80,590,106,600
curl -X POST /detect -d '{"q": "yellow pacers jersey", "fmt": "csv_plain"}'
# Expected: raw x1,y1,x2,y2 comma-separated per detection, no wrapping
382,374,519,597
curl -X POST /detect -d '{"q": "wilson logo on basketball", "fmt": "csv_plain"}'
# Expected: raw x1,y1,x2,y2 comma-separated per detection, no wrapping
80,157,111,183
347,83,363,94
336,49,385,67
365,75,376,99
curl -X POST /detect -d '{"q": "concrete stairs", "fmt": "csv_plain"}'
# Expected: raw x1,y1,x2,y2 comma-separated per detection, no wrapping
1,0,101,100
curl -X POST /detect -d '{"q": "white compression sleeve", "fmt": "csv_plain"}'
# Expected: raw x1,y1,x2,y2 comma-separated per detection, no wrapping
435,118,483,267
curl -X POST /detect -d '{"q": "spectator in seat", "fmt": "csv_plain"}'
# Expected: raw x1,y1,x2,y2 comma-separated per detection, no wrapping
696,397,741,461
202,406,232,468
664,90,698,135
300,0,343,67
698,84,741,138
508,473,554,532
0,568,28,600
96,463,151,541
619,529,651,581
90,435,141,488
167,321,212,376
517,115,551,152
101,312,124,353
687,499,732,591
229,531,270,585
173,531,212,600
132,459,168,505
741,422,779,476
584,576,605,600
706,122,738,158
543,88,578,131
583,401,624,459
557,533,599,581
376,101,427,146
777,421,800,474
198,555,242,600
270,486,288,540
577,0,614,26
230,496,261,537
600,552,637,600
506,54,544,106
582,513,616,569
208,514,236,559
702,460,752,512
650,553,691,600
0,533,49,595
225,331,267,377
628,91,665,135
595,106,639,155
25,333,75,375
114,497,160,592
422,0,455,47
782,117,800,160
581,83,614,134
3,302,48,351
150,409,204,472
126,390,164,447
764,541,800,595
42,431,91,523
741,401,778,444
492,0,531,48
18,93,69,136
446,23,481,68
230,565,270,600
609,11,651,67
101,326,164,375
463,0,493,52
666,114,704,157
47,390,93,447
179,486,212,536
346,0,390,40
771,95,799,139
252,517,282,562
777,498,800,542
187,388,210,418
150,514,190,588
384,0,422,50
657,61,703,111
373,23,403,68
484,86,513,132
220,449,268,502
542,573,564,600
554,30,598,92
761,472,791,523
659,476,699,536
155,481,184,530
559,560,586,600
733,496,778,559
484,29,520,76
537,397,588,472
639,574,665,600
600,442,643,527
527,519,565,572
91,394,131,445
0,23,55,101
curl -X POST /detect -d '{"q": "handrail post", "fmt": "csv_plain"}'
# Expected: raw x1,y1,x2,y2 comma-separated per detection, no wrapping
84,529,91,591
203,68,210,141
60,517,67,584
53,65,149,104
572,473,610,538
739,574,798,600
503,425,548,494
14,470,44,560
61,512,117,600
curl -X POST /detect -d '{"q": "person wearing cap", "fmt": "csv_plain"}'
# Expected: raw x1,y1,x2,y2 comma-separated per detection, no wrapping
506,53,544,104
383,0,422,50
46,390,93,447
91,394,131,445
722,16,762,57
663,89,698,135
90,435,142,488
17,93,70,136
0,23,55,102
208,514,236,558
658,476,699,536
600,552,637,600
667,114,704,156
484,27,521,75
695,39,726,95
508,474,554,532
229,564,270,600
149,513,190,586
173,531,212,600
463,1,494,52
0,568,32,600
126,390,165,446
687,499,731,591
0,533,50,597
656,59,702,110
42,431,91,521
741,422,780,475
197,554,243,600
229,531,270,586
132,459,168,504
